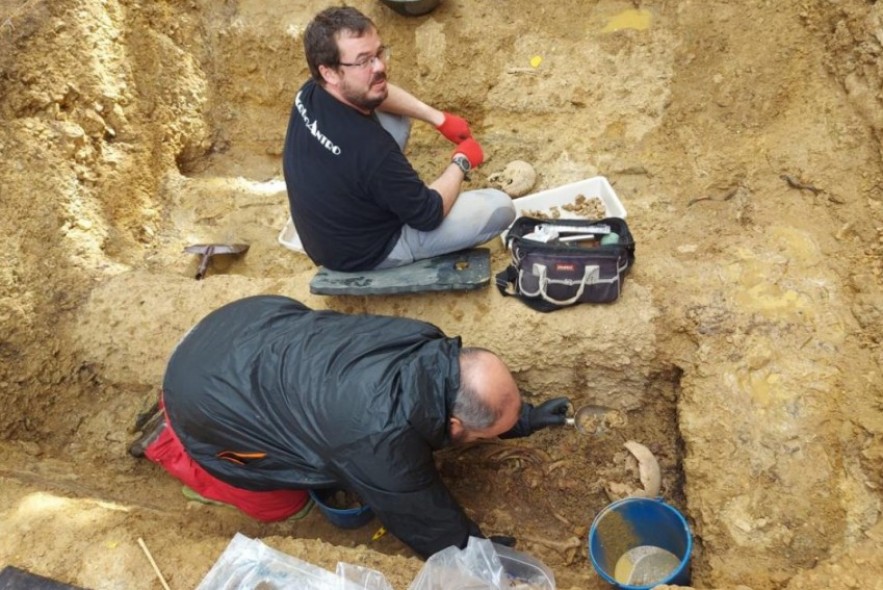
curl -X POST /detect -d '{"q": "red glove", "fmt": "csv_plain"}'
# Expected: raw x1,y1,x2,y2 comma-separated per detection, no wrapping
452,138,484,168
436,112,472,143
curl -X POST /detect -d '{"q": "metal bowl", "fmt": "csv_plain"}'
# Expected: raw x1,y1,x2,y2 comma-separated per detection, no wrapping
379,0,442,17
565,404,625,435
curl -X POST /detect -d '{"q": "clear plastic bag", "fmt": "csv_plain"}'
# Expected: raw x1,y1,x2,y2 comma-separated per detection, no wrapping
407,537,556,590
336,562,395,590
195,533,393,590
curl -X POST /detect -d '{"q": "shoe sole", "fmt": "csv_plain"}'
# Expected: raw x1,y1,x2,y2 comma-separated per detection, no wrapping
128,411,166,458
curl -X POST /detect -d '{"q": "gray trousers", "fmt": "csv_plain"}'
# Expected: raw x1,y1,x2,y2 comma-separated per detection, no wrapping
374,112,516,270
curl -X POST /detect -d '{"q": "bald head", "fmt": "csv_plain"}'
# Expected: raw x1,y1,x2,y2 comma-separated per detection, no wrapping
450,348,522,443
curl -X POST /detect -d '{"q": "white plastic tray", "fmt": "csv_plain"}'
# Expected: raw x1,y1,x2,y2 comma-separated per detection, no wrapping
502,176,626,244
278,217,305,253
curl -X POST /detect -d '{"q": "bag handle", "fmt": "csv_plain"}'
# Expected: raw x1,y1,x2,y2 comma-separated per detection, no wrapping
495,266,559,313
495,265,519,297
518,263,600,306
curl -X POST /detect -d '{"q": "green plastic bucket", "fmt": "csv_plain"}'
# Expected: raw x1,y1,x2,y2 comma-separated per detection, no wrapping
588,497,692,589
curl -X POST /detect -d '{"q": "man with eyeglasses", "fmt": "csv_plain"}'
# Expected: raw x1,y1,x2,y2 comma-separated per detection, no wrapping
282,6,516,272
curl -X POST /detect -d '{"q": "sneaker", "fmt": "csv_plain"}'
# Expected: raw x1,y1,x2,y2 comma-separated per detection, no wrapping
289,497,315,521
131,401,160,432
182,486,228,507
180,487,315,520
127,410,166,458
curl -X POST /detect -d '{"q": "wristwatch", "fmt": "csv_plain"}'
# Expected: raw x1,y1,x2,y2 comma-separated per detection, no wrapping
452,154,471,180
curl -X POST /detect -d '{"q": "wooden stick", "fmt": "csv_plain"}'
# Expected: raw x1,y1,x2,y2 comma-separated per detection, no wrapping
137,537,172,590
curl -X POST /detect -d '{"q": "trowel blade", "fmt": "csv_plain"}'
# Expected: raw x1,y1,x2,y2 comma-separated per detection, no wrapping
184,243,250,255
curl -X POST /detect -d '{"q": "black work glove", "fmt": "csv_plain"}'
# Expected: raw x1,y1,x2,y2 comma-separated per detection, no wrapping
489,535,517,548
530,397,570,429
501,396,571,439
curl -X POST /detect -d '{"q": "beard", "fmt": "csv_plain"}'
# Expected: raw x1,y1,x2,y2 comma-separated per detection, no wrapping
341,72,388,112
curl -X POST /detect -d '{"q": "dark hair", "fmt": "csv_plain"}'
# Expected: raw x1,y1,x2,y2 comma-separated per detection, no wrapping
304,7,377,82
453,347,504,430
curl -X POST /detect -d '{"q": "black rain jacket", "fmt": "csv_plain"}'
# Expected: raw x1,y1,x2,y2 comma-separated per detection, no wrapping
162,295,482,557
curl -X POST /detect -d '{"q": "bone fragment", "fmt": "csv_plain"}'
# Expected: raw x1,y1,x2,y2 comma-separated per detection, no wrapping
520,535,583,565
623,440,661,497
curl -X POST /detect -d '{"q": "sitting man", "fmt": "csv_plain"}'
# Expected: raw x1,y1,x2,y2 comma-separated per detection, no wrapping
282,6,516,272
130,295,569,558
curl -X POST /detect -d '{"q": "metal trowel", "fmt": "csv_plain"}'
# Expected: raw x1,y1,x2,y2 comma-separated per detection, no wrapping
184,243,250,280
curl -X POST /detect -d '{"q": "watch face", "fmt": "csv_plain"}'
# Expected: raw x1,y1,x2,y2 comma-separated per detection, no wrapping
455,155,471,172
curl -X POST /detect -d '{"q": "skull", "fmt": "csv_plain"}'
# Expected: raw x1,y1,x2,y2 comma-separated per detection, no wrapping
488,160,537,197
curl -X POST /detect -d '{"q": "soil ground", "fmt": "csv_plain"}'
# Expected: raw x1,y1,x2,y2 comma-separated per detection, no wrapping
2,1,883,589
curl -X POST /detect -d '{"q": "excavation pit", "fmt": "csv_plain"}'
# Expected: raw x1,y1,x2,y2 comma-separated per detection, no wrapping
3,1,883,589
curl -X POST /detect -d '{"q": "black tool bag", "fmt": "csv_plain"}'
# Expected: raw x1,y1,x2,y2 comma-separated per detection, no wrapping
495,216,636,312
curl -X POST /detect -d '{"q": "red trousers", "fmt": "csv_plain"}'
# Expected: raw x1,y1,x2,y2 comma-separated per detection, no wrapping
144,412,310,522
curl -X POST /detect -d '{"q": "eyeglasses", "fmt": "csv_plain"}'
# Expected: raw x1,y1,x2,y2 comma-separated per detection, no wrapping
338,46,391,70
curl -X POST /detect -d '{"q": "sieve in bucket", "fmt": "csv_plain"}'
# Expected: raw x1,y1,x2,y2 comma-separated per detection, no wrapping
588,497,693,589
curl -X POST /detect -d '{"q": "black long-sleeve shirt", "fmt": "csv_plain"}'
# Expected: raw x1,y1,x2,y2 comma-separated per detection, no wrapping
282,80,443,271
162,295,481,558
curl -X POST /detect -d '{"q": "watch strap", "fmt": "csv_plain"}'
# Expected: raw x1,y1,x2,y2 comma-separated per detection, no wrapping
452,154,471,180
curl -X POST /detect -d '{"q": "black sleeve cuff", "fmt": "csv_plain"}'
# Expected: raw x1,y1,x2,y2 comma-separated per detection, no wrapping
499,403,533,439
